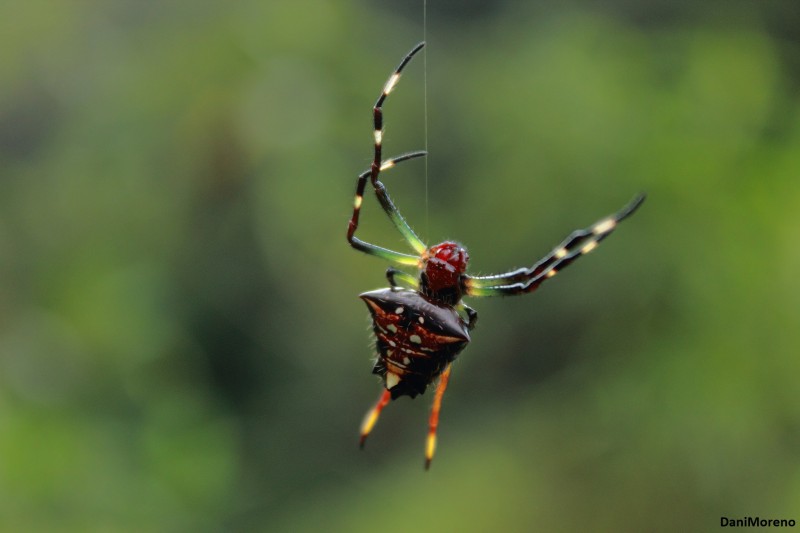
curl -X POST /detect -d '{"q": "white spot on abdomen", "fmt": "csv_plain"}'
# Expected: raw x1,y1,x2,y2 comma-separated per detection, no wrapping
386,372,400,390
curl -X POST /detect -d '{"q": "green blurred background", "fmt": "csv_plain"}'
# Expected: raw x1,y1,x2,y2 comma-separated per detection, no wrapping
1,1,798,531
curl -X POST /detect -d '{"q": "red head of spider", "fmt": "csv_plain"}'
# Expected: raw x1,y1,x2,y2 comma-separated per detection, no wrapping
421,241,469,303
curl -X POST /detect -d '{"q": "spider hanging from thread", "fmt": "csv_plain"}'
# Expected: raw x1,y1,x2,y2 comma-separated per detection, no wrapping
346,42,645,469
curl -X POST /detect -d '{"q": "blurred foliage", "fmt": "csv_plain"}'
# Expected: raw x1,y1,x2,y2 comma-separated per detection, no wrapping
1,0,799,531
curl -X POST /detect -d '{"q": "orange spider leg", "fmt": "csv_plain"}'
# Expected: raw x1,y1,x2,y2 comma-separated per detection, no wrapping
360,389,392,449
425,364,452,470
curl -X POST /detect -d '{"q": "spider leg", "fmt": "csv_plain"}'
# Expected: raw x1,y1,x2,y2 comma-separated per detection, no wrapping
457,303,478,330
465,194,645,296
347,152,427,266
386,267,419,289
425,364,452,470
369,42,428,256
359,389,391,449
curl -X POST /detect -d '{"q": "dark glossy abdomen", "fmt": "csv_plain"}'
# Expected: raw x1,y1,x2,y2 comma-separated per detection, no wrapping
360,288,470,399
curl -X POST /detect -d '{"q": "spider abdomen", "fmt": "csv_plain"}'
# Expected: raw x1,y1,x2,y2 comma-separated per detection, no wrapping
360,288,470,400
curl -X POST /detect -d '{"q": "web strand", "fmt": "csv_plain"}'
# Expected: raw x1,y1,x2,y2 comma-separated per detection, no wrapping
423,0,429,239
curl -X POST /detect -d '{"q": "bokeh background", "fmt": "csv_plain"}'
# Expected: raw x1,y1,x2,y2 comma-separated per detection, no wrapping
1,1,799,531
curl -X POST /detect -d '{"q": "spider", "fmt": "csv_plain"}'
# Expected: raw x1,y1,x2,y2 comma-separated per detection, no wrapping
347,42,645,469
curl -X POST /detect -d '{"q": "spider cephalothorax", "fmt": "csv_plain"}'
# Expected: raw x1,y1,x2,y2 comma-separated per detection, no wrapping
421,241,469,304
347,42,645,469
